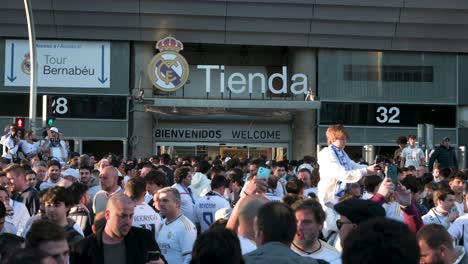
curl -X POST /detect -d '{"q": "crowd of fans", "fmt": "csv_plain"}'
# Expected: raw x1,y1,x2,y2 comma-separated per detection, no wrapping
0,123,466,264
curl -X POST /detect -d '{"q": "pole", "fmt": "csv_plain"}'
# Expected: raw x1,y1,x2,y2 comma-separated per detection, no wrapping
42,95,47,128
24,0,37,133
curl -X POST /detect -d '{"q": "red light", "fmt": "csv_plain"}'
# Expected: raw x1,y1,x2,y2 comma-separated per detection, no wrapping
15,117,25,129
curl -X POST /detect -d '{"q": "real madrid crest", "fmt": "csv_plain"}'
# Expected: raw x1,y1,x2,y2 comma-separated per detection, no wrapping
147,36,189,92
21,53,31,75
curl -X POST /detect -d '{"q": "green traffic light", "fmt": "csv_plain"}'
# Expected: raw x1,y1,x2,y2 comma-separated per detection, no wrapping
47,118,54,126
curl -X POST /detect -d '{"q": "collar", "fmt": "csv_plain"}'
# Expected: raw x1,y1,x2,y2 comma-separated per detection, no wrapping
165,214,183,225
107,186,122,196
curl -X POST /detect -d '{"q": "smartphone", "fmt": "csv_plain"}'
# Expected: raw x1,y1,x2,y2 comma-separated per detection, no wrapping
147,251,160,261
386,164,399,186
257,167,271,180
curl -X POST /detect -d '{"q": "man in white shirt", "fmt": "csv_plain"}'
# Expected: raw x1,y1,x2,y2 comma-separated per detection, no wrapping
448,213,468,255
124,177,162,242
291,199,341,264
93,166,122,214
1,124,19,163
297,168,317,198
39,160,63,191
194,176,230,233
156,187,196,264
400,134,425,168
448,173,466,215
171,167,195,223
0,187,30,236
272,162,288,197
422,188,459,229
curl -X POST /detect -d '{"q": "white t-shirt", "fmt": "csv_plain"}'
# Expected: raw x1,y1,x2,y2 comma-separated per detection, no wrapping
157,214,197,264
132,202,162,242
7,199,31,236
144,192,153,204
291,240,342,264
194,191,230,233
422,207,452,229
264,192,282,202
20,140,39,156
448,214,468,255
172,184,196,223
382,201,404,223
400,146,425,168
304,188,317,198
239,235,257,255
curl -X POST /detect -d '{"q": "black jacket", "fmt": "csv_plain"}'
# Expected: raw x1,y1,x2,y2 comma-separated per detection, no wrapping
428,145,458,171
70,226,166,264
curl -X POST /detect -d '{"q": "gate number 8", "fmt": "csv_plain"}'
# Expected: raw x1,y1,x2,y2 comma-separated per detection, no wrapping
376,106,400,124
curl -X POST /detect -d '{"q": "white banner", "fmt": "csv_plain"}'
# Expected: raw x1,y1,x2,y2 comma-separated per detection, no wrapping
4,39,110,88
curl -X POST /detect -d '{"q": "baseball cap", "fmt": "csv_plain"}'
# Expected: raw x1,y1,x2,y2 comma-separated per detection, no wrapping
215,208,232,221
442,137,450,142
63,168,79,180
334,199,385,225
50,127,59,133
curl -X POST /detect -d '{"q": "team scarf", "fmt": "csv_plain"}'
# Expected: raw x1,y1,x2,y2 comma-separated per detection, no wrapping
330,144,351,198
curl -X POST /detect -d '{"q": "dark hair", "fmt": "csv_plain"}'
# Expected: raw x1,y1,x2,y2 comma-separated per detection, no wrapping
448,171,466,182
0,201,6,219
342,217,419,264
229,168,244,187
303,156,316,164
197,160,211,174
124,164,135,174
440,167,452,179
400,176,423,194
282,194,302,207
256,202,296,245
292,199,326,224
191,227,244,264
408,134,416,140
433,188,455,204
41,186,74,207
273,161,287,169
159,153,171,165
47,159,61,170
174,167,191,184
67,182,88,205
144,170,167,187
211,166,226,175
24,170,36,177
79,166,93,174
310,169,320,188
4,248,48,264
0,233,25,263
417,224,454,250
25,220,68,248
210,176,228,190
285,178,304,195
396,136,407,145
125,177,146,201
226,158,240,170
363,175,382,193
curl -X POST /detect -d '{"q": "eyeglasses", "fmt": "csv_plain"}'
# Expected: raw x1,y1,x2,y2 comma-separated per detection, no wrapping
336,219,353,230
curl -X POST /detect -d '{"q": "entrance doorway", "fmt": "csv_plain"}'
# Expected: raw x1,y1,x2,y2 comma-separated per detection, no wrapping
156,142,289,160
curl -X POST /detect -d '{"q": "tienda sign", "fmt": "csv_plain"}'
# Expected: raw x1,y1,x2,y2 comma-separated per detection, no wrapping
197,65,308,95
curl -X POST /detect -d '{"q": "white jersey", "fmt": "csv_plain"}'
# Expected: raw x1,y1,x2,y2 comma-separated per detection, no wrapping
400,146,425,168
264,192,282,202
239,235,257,255
132,202,162,242
448,214,468,255
172,184,196,223
422,207,451,229
291,240,342,264
382,201,404,223
20,140,39,156
7,199,31,236
157,214,197,264
194,191,230,233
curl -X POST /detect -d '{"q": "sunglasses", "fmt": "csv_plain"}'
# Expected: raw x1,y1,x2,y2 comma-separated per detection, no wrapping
336,219,353,230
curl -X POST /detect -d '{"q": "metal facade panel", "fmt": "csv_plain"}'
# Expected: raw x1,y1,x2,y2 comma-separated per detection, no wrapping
226,2,313,19
400,9,468,25
311,20,395,37
0,25,57,38
314,5,400,22
140,29,225,43
54,11,140,28
391,38,468,53
0,10,54,25
309,35,392,49
404,0,468,9
315,0,403,7
140,0,226,16
226,32,308,46
140,14,225,31
226,17,310,34
458,55,468,106
0,0,53,10
52,0,139,13
396,24,468,40
56,26,140,40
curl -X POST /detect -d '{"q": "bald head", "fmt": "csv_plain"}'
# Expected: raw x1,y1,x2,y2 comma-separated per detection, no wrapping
238,195,269,223
104,193,134,238
99,166,119,192
107,193,133,210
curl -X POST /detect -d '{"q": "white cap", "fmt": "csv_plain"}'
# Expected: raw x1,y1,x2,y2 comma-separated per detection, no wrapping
298,164,313,173
224,157,231,163
50,127,59,133
215,207,232,221
63,168,79,180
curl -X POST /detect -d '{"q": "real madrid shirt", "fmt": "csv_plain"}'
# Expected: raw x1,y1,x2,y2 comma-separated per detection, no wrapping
172,184,196,223
131,202,162,242
194,191,230,233
157,214,197,264
291,240,342,264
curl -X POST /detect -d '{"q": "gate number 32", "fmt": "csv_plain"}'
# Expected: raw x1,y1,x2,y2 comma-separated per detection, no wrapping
376,106,400,124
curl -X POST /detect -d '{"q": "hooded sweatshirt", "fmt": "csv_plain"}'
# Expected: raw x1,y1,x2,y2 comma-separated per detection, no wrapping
189,172,211,202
